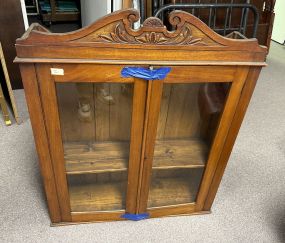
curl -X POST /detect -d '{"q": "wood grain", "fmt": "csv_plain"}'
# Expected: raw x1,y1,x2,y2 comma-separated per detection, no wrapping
148,169,204,208
16,9,266,224
163,84,201,138
64,139,208,174
36,64,72,221
57,83,96,142
69,179,127,212
138,80,164,213
94,83,110,141
51,64,133,83
153,139,208,169
19,64,61,223
125,78,147,213
110,84,133,140
14,57,267,66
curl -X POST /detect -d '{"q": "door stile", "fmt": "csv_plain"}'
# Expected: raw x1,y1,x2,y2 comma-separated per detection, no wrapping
126,78,148,213
195,66,250,211
135,79,153,214
36,64,72,221
137,80,164,213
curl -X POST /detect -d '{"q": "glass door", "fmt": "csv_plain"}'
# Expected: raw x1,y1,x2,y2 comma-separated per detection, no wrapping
139,66,247,213
37,64,147,220
147,82,230,208
56,82,137,212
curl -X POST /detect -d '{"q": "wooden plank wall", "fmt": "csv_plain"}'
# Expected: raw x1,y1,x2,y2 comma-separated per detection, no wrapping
56,83,205,143
56,83,134,143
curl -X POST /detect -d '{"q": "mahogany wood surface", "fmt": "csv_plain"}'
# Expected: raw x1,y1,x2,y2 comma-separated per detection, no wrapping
15,9,266,224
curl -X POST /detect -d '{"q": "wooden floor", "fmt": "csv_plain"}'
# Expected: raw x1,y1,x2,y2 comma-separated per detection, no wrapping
64,139,208,174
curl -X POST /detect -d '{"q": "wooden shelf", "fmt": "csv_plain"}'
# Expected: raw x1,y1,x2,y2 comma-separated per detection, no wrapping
69,180,127,212
64,139,208,174
68,169,204,212
153,139,208,170
64,141,129,174
148,169,204,208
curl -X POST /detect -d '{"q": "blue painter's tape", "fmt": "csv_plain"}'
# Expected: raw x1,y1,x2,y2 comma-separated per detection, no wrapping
121,213,150,221
121,67,171,80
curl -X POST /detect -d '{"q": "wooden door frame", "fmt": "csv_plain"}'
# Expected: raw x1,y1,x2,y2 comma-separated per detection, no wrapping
137,65,249,217
35,63,147,223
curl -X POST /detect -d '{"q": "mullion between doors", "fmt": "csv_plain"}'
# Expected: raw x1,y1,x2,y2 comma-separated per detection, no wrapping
137,80,164,213
126,78,148,213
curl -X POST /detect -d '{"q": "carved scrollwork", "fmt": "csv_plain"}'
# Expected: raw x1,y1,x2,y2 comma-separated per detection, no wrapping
96,12,213,46
16,9,266,56
99,21,207,45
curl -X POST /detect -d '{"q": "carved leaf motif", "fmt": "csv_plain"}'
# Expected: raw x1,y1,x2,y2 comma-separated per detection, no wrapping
98,20,208,46
135,35,148,43
99,34,114,42
150,32,156,43
156,35,168,44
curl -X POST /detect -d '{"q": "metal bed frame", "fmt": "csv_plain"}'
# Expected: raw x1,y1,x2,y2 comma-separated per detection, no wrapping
151,1,259,38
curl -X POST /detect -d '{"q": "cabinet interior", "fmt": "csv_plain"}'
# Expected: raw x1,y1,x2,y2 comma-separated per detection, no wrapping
56,81,228,212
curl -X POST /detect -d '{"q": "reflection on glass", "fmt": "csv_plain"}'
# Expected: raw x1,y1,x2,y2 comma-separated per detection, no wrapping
56,83,134,212
148,83,229,208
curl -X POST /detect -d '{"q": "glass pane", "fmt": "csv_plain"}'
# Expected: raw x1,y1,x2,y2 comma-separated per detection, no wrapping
56,83,134,212
148,83,230,208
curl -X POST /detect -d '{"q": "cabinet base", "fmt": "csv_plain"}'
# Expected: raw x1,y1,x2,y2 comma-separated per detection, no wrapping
50,210,211,227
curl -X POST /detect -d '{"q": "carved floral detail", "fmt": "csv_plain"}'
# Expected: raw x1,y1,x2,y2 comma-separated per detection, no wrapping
99,21,207,46
143,18,164,27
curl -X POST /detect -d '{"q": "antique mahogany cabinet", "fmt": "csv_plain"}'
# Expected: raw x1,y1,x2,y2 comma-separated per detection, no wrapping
15,9,266,225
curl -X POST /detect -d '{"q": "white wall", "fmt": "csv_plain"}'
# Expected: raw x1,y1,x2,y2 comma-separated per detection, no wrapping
81,0,123,27
20,0,29,30
272,0,285,44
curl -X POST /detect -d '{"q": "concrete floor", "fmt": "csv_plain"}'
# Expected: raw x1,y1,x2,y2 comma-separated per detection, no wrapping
0,41,285,242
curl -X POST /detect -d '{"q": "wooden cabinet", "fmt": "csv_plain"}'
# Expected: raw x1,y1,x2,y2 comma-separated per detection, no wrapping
15,9,266,225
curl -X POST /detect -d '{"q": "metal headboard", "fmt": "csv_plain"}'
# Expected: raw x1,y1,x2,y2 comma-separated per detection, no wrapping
153,2,259,38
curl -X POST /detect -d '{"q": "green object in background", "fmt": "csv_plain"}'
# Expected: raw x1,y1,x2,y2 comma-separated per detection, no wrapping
39,0,78,13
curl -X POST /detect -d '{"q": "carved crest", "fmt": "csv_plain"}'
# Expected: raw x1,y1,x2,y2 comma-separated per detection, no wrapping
98,20,207,45
75,11,219,46
16,9,266,54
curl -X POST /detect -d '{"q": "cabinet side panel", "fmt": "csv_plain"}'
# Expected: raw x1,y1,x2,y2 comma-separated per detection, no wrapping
204,67,262,210
19,64,61,223
196,66,249,210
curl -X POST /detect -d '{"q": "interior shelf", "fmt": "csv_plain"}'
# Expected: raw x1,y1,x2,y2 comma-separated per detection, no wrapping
148,169,204,208
69,179,126,212
153,139,208,169
64,139,208,174
68,168,204,212
64,141,129,174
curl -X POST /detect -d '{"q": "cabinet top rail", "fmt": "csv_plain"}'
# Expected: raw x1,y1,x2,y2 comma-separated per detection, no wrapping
15,9,267,64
